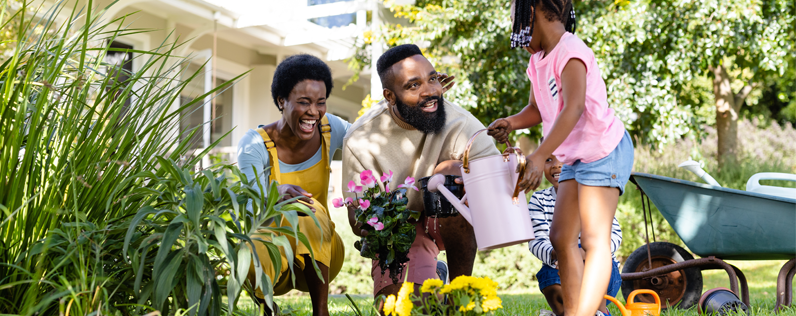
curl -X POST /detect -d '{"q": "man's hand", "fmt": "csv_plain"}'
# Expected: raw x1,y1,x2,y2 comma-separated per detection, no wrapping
438,73,456,94
487,118,512,144
517,152,545,193
346,201,369,237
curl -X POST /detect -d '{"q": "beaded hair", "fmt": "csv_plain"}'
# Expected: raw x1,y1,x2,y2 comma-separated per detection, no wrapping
511,0,577,48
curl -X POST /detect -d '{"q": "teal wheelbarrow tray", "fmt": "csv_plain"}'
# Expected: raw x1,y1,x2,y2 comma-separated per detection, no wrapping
621,172,796,312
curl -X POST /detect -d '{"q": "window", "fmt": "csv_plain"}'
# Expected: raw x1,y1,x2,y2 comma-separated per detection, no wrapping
308,0,356,28
105,41,133,116
179,63,234,149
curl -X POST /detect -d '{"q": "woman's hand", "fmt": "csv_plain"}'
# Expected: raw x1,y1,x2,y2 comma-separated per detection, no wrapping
277,184,313,203
487,118,512,144
438,73,456,94
277,184,315,215
517,152,545,193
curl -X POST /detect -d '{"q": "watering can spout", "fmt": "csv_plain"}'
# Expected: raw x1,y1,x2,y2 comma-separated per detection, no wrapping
604,296,630,316
427,174,473,224
678,160,722,187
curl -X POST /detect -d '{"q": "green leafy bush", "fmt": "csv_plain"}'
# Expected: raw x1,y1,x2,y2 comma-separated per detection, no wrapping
0,0,239,313
121,158,321,315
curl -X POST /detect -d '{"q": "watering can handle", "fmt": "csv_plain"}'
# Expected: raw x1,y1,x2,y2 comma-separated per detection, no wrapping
603,295,629,316
461,129,526,202
628,289,661,314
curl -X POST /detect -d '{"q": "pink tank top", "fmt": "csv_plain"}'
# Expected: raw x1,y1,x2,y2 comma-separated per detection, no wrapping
526,32,625,165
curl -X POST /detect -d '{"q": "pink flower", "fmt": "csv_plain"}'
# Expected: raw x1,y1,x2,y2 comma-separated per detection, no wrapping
347,180,363,194
332,197,344,208
373,222,385,231
398,176,419,191
380,170,394,183
358,199,370,210
360,170,377,188
367,216,379,226
345,197,354,205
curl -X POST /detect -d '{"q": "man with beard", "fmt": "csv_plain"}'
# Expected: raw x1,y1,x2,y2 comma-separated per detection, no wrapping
341,44,499,298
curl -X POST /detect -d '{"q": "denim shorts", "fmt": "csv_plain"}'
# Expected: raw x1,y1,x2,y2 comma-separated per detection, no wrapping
536,260,622,298
559,130,634,195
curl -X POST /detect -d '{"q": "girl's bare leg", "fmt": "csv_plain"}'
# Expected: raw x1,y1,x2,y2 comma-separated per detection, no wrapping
549,180,583,315
574,184,620,316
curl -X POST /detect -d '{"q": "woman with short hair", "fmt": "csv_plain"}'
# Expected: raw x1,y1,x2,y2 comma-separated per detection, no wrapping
237,54,349,316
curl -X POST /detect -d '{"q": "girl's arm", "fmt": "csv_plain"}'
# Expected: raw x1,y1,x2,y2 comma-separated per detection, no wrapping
517,59,587,192
487,86,542,144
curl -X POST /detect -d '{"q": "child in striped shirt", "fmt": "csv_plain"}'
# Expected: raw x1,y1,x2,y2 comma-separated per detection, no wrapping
528,151,623,316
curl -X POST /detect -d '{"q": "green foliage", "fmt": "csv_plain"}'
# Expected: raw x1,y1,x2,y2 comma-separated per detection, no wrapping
16,220,139,315
0,0,242,313
579,0,795,147
122,158,321,315
348,0,796,149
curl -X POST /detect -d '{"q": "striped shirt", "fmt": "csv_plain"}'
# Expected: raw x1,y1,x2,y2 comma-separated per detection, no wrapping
528,187,623,268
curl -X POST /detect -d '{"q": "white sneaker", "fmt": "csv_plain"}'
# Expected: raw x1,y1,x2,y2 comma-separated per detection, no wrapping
436,260,449,284
539,310,555,316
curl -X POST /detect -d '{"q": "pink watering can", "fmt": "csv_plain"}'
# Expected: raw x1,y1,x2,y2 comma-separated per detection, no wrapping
427,129,535,250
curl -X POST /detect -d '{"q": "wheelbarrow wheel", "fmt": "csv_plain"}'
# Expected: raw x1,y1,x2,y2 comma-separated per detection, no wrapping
621,242,703,310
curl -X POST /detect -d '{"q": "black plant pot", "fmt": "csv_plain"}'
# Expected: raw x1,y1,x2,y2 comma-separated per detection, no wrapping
419,175,463,218
698,287,748,315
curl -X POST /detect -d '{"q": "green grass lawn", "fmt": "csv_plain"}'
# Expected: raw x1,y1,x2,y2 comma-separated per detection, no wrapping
236,260,795,315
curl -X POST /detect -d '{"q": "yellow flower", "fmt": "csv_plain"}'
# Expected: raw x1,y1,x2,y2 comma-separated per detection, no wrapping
394,282,414,316
420,279,443,293
362,30,373,44
482,296,503,312
383,295,396,315
459,301,476,312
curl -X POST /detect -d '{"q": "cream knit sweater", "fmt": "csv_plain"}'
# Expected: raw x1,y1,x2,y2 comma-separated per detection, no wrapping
342,100,499,214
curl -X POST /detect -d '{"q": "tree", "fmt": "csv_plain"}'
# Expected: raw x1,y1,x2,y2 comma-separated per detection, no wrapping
348,0,795,166
348,0,713,146
580,0,795,167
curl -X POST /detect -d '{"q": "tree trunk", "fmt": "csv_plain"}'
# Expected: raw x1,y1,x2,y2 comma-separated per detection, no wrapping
711,65,754,169
712,65,738,169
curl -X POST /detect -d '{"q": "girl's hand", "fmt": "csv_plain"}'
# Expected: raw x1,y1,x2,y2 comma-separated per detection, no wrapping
517,153,545,192
438,73,456,93
487,118,512,144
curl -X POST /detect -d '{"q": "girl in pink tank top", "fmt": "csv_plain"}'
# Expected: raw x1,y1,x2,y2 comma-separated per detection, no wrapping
487,1,635,316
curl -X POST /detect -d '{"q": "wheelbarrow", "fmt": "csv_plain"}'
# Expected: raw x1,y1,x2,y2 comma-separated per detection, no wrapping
622,170,796,312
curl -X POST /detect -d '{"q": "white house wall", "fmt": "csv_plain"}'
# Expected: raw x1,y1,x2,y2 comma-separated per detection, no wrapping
100,0,369,162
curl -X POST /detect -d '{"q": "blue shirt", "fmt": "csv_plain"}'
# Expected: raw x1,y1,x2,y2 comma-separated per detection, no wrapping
236,113,351,194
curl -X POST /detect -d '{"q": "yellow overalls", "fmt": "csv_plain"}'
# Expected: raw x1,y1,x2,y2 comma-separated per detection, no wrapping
249,115,345,297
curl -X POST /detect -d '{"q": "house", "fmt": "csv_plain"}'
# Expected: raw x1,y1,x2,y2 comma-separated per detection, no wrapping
91,0,396,199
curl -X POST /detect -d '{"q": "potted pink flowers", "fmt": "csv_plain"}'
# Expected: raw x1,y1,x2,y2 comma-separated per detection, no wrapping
332,170,420,284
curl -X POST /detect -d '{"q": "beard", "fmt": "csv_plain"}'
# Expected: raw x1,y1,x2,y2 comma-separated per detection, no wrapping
395,95,446,134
